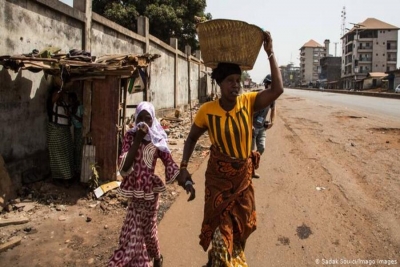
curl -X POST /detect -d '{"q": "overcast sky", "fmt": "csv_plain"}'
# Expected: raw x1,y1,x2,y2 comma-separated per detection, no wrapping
60,0,400,82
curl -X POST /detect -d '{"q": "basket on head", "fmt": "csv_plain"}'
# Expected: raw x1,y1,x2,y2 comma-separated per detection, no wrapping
196,19,264,70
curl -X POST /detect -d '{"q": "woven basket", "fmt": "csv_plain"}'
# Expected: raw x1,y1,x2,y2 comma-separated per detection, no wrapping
196,19,264,70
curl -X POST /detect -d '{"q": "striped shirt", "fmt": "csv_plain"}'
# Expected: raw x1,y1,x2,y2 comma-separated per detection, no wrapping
194,92,257,159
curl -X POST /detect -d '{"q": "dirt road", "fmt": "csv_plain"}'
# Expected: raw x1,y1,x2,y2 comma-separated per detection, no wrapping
1,92,399,266
158,92,400,266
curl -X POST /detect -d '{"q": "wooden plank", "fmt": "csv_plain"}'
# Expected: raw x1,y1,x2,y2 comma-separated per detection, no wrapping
0,217,29,227
82,81,92,137
9,56,57,62
91,77,120,180
0,237,22,253
70,76,106,81
0,155,15,208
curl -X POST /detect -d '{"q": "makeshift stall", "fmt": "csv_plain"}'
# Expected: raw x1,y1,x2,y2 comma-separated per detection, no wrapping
0,49,160,182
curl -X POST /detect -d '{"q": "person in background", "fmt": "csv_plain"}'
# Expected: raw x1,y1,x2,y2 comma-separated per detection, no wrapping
176,31,283,266
47,86,74,187
108,101,183,267
68,92,84,181
251,74,276,178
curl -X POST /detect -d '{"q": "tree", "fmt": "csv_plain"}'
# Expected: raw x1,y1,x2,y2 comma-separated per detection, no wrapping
92,0,212,52
241,71,250,82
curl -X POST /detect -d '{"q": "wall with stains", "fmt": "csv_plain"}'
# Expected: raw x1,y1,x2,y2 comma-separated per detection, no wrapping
0,0,85,186
0,0,211,188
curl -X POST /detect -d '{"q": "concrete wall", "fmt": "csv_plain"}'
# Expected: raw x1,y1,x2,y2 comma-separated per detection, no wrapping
0,0,212,188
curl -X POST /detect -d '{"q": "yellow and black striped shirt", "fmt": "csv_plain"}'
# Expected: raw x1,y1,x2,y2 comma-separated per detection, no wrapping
194,92,257,159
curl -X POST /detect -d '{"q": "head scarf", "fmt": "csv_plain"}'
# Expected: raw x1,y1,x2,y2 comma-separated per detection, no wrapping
211,63,242,84
129,101,170,153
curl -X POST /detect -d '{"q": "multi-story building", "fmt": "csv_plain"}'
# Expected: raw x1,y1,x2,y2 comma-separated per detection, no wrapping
320,56,341,88
280,63,301,87
341,18,399,89
299,39,326,86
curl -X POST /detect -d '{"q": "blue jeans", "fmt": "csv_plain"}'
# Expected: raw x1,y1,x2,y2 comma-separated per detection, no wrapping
252,127,266,155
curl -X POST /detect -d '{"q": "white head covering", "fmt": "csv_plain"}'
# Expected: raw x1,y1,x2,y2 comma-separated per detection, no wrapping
129,101,170,153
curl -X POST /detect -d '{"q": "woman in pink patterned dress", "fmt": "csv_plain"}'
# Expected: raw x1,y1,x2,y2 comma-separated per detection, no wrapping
108,102,179,267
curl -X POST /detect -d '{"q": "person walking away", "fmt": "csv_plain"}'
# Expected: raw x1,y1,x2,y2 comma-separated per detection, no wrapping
176,31,283,266
47,86,74,186
68,92,84,181
251,74,276,178
108,101,181,267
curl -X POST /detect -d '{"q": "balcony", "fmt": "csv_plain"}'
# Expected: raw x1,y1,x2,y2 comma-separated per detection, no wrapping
358,46,373,52
359,57,372,63
387,58,397,64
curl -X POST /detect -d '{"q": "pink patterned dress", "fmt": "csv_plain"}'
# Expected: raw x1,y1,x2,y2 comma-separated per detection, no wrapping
108,132,179,267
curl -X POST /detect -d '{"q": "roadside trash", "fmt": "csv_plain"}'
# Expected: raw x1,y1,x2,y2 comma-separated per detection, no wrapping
316,187,326,191
93,181,121,198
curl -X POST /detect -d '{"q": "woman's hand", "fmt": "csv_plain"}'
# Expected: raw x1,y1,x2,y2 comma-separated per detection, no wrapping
134,125,147,142
138,123,149,133
263,31,273,55
177,168,196,201
264,121,273,130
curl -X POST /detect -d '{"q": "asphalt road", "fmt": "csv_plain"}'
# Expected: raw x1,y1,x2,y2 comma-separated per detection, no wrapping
284,88,400,120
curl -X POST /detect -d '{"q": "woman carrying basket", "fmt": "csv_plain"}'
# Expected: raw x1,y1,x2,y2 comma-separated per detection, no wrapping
177,31,283,266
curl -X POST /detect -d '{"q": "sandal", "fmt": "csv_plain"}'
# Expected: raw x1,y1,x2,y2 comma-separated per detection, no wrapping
153,255,163,267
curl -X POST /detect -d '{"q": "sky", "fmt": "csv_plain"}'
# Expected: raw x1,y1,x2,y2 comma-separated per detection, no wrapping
60,0,400,83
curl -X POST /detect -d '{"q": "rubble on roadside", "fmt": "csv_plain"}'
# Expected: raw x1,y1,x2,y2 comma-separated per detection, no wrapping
0,104,211,253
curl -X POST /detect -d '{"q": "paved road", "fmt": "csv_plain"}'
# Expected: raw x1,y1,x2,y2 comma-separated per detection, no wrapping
284,88,400,120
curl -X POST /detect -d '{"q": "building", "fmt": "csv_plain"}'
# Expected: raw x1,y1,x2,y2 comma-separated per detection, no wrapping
299,39,326,86
386,69,400,91
320,56,342,89
341,18,399,89
280,63,301,87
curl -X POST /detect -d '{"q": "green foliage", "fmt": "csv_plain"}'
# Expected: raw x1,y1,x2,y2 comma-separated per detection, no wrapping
92,0,212,52
88,163,100,190
241,71,251,82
